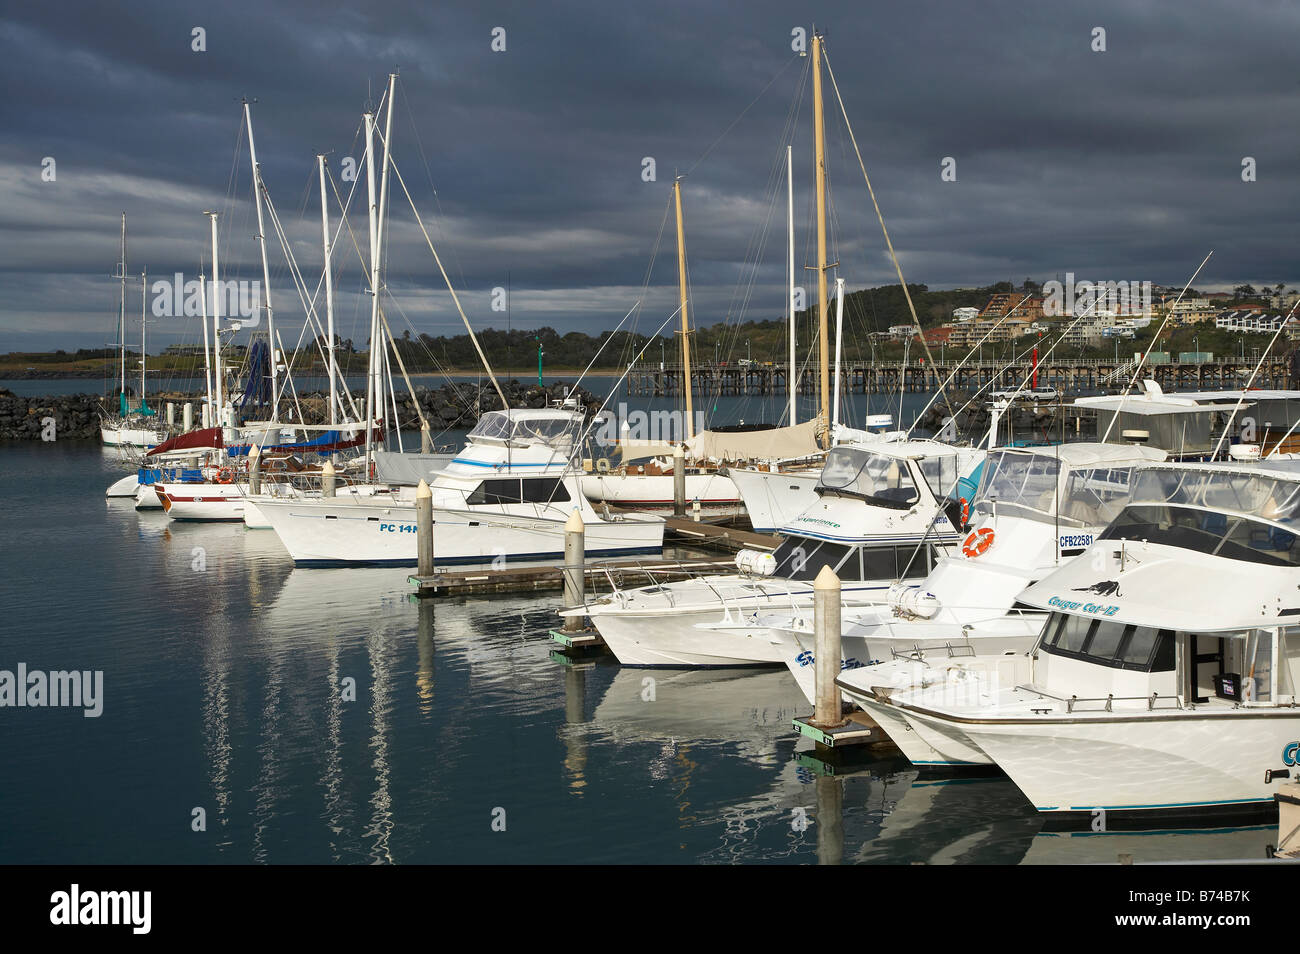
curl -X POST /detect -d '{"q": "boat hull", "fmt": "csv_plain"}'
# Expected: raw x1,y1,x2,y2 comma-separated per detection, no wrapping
153,483,247,521
727,466,821,532
255,497,665,566
584,580,892,667
579,472,740,507
916,705,1300,815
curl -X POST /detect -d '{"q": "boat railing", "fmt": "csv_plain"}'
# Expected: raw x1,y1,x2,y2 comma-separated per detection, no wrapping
1029,690,1183,713
889,642,977,662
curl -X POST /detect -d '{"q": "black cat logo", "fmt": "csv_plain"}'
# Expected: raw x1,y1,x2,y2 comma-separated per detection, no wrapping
1074,581,1121,597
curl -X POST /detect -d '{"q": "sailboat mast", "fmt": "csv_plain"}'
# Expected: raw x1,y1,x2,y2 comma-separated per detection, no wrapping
674,178,694,441
363,110,378,467
376,73,397,437
243,100,278,422
832,277,845,440
119,213,127,406
786,145,796,426
813,31,831,449
139,269,147,408
318,154,337,427
207,211,224,432
199,265,212,428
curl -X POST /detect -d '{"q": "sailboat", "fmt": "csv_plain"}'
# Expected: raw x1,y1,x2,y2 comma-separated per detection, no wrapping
100,215,166,448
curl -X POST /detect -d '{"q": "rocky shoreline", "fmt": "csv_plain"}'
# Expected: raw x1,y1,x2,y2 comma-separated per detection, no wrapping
0,379,601,441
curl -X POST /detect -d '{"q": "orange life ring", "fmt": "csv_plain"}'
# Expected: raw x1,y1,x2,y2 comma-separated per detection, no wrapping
962,527,994,558
959,497,970,525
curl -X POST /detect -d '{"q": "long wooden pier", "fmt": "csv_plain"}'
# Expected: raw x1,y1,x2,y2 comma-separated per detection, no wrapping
408,517,778,598
626,357,1296,396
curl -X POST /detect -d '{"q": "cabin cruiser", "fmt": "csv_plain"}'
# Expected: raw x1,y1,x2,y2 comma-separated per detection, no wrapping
254,407,664,566
726,416,904,532
841,461,1300,818
760,443,1169,719
560,439,983,666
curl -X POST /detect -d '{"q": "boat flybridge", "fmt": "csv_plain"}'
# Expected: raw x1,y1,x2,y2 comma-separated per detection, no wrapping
1068,380,1300,460
560,439,983,667
254,407,664,566
766,442,1169,712
840,461,1300,818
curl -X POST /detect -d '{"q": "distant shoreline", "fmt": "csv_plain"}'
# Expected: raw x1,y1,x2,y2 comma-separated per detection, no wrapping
0,367,626,381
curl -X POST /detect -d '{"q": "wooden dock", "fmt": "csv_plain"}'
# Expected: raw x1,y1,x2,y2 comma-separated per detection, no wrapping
409,555,743,598
792,710,881,748
663,516,778,552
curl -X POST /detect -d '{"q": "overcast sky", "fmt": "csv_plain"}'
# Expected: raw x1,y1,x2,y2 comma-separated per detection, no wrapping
2,0,1298,352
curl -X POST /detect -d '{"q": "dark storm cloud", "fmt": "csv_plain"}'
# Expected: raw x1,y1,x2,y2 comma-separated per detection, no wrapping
2,0,1299,350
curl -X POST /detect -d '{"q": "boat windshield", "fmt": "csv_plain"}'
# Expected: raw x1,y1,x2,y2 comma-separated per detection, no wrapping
1099,505,1300,567
817,448,920,509
510,415,577,449
467,412,576,449
1057,466,1143,528
969,451,1060,523
467,412,512,442
917,454,960,500
1128,468,1300,524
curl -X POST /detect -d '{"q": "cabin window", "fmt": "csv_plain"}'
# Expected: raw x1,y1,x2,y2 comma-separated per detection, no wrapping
466,479,522,505
1101,505,1300,567
917,456,958,500
520,478,570,503
970,451,1060,523
1040,612,1175,672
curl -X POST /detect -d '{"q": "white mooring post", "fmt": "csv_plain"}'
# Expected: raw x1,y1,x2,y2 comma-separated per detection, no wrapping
563,509,586,633
673,444,686,516
813,564,846,729
416,479,434,577
248,444,262,495
182,402,193,431
321,459,336,497
166,402,176,427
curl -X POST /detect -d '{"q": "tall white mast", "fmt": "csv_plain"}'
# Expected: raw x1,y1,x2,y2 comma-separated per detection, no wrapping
366,73,398,473
118,213,127,408
207,211,223,433
786,145,796,426
243,100,278,422
832,277,845,441
199,266,212,428
139,268,147,408
317,154,337,426
362,110,379,468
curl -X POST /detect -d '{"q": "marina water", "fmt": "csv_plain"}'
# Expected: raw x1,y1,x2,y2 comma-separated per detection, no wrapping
0,390,1279,863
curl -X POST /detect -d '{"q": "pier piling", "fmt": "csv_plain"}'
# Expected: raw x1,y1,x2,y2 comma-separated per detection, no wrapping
321,460,336,497
416,478,433,578
673,444,686,517
813,565,847,730
248,445,262,495
562,509,586,633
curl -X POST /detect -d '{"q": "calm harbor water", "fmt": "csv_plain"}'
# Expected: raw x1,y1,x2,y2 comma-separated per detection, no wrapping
0,436,1278,864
